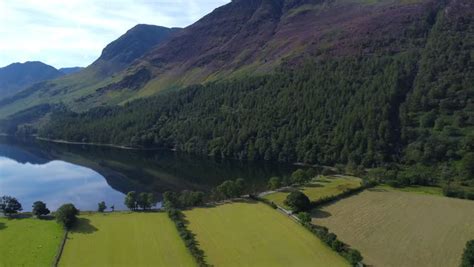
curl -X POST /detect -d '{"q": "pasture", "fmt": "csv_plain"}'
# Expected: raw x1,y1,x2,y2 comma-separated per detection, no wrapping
0,217,63,266
59,212,195,267
313,188,474,267
184,201,349,267
264,176,362,208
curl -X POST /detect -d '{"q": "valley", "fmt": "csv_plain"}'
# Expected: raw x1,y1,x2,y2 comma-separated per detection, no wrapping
0,0,472,266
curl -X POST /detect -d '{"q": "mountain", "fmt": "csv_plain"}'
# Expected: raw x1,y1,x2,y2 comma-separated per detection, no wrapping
0,0,446,117
0,61,64,99
0,24,180,117
34,0,473,192
59,67,84,75
1,0,472,190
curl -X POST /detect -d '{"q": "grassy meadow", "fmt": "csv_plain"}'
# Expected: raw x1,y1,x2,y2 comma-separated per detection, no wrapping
59,212,195,267
263,176,362,208
313,188,474,267
184,201,349,267
0,217,63,266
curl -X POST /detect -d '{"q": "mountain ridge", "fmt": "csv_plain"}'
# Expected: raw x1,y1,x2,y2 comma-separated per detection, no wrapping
0,61,64,100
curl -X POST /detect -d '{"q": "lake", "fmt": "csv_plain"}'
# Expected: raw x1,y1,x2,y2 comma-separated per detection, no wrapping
0,136,295,211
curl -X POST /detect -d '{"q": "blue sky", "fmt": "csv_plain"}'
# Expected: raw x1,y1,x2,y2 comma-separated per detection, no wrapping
0,0,229,69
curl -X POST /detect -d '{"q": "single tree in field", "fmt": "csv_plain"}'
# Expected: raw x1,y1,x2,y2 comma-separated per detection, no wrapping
110,205,115,212
32,201,50,218
124,191,138,211
461,240,474,267
284,191,310,212
0,196,23,217
97,201,107,213
268,177,282,190
55,204,79,229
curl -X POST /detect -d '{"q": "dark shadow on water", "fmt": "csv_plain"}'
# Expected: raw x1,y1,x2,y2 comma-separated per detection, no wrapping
70,218,98,234
311,209,332,219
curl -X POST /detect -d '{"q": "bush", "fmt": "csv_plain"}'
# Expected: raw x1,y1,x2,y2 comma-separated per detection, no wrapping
344,249,363,266
284,191,310,212
461,240,474,267
55,204,79,229
268,176,282,190
291,169,311,185
97,201,107,212
297,212,311,224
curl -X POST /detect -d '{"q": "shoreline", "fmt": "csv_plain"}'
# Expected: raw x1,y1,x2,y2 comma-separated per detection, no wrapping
3,134,315,168
35,137,173,151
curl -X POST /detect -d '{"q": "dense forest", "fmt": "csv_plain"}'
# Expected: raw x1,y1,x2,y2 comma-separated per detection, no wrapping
4,0,472,190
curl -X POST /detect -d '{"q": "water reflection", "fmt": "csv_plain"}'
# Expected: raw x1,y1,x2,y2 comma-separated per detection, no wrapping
0,137,294,211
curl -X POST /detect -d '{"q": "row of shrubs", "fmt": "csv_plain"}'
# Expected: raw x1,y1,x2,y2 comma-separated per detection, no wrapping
442,186,474,200
166,208,209,267
250,195,364,266
301,221,363,266
310,181,377,209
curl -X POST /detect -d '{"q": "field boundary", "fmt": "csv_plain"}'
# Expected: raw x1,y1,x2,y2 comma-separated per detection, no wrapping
52,230,68,267
251,195,365,266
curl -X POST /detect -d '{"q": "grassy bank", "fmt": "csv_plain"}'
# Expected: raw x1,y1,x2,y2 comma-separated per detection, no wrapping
184,201,349,267
59,212,195,267
263,176,362,209
0,217,63,266
313,189,474,267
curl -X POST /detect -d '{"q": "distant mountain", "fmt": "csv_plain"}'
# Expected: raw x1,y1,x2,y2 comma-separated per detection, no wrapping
59,67,84,75
0,61,63,99
0,24,180,117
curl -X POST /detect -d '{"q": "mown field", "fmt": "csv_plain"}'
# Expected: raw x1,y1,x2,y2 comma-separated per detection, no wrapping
184,201,349,267
313,188,474,267
59,212,195,267
263,176,362,208
0,217,63,266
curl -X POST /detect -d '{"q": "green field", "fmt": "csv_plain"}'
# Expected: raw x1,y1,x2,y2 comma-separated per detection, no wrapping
263,176,362,208
59,212,195,267
0,217,63,266
184,201,349,267
313,189,474,267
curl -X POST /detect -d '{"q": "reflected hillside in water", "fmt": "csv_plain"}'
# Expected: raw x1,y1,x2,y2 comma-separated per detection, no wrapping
0,136,295,196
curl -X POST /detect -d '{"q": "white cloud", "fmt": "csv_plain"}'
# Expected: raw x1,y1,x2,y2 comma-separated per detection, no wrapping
0,0,229,68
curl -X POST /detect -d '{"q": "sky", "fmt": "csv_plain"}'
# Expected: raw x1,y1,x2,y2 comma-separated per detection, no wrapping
0,0,230,69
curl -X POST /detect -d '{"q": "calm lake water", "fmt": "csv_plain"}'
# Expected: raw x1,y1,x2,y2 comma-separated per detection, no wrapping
0,137,294,211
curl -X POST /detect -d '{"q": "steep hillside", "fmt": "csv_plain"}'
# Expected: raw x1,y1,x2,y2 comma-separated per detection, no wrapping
0,24,180,117
0,61,64,99
0,0,444,118
37,0,473,191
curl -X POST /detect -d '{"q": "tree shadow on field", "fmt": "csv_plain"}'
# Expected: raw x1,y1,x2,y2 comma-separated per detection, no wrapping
70,218,98,234
311,210,332,219
0,222,6,230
